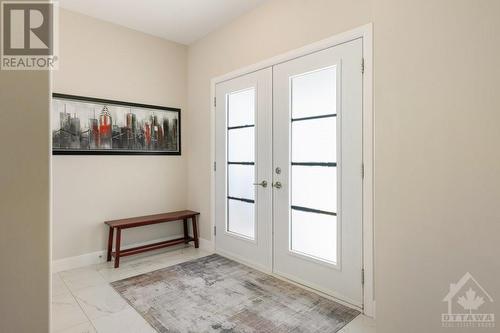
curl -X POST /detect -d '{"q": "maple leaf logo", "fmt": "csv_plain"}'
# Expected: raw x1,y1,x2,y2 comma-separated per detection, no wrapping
457,288,485,314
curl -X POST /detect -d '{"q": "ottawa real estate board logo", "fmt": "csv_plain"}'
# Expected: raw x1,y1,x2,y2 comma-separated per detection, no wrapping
442,272,495,328
1,1,58,70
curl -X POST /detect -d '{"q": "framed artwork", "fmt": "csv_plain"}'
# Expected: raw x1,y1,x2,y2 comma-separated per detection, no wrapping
52,93,181,155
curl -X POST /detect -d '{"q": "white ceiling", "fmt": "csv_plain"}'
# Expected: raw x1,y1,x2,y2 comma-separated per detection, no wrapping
59,0,268,45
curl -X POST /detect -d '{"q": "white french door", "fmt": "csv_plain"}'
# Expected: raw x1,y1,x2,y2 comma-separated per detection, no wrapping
273,39,363,307
215,68,273,271
215,38,363,307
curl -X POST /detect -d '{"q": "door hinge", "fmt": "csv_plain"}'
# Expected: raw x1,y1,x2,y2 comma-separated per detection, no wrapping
361,163,365,179
361,58,365,74
214,97,216,107
214,226,217,236
361,268,365,285
214,161,216,172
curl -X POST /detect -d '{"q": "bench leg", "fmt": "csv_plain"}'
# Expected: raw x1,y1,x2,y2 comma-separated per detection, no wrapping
183,218,189,243
115,228,121,268
192,215,199,248
107,227,114,262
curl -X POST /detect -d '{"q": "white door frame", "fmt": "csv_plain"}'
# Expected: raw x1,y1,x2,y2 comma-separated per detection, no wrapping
209,23,374,317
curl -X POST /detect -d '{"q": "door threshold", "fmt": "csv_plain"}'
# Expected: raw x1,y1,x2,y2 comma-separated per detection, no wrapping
216,248,272,274
272,269,363,311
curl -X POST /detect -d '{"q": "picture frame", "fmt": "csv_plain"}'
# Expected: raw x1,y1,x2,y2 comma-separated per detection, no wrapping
51,93,181,155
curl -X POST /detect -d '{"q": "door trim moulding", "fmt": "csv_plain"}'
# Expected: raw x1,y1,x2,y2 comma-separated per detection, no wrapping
209,23,374,318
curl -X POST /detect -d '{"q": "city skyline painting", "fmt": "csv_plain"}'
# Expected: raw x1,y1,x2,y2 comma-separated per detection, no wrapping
52,94,181,155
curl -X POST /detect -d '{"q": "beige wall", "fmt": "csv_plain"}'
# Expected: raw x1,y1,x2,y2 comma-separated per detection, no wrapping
52,9,188,260
0,3,51,331
186,0,500,332
373,0,500,331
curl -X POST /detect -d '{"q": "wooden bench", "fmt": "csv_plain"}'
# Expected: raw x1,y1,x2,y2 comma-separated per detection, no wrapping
105,210,200,268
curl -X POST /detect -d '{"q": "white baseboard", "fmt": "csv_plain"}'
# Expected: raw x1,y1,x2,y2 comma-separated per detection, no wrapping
52,233,186,273
52,249,107,273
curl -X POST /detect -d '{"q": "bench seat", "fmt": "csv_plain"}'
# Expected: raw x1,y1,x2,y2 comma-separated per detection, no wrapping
105,210,200,268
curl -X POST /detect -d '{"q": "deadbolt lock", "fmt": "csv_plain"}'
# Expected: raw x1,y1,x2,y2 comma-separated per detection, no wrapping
272,181,282,189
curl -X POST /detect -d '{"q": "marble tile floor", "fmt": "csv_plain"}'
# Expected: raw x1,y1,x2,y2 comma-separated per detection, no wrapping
52,245,376,333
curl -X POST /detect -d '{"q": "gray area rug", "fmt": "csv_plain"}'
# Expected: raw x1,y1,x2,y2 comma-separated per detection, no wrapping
111,254,359,333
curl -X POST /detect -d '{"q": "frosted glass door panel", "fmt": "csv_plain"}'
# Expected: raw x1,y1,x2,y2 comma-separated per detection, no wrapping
291,66,337,119
291,210,337,263
228,88,255,127
292,117,336,163
228,164,255,200
228,199,255,239
228,127,254,162
289,65,338,263
292,166,337,213
227,89,256,239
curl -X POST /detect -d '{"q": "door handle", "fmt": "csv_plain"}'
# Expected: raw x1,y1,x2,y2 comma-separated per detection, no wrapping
253,180,268,188
272,181,282,189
